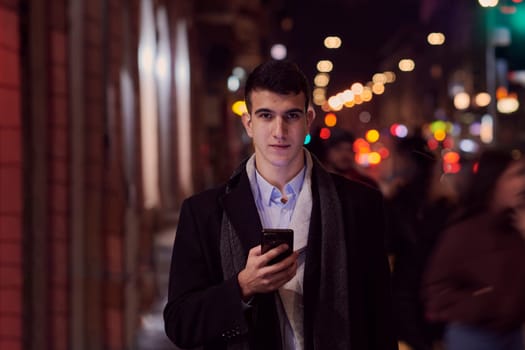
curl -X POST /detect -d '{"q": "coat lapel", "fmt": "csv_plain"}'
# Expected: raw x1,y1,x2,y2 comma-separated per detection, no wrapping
221,168,262,254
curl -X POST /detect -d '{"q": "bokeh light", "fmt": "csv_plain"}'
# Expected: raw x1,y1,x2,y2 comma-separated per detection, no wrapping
317,60,334,72
270,44,287,60
320,127,331,139
232,100,248,116
324,113,337,127
314,73,330,87
365,129,380,143
427,32,445,45
398,59,415,72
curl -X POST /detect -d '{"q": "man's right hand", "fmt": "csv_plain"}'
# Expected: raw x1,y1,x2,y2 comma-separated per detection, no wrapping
237,244,298,300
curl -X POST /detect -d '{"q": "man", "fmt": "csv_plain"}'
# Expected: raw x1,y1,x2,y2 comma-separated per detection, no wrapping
323,127,379,189
164,60,396,350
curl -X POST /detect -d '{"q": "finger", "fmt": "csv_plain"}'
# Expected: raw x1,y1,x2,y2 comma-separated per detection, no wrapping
260,244,290,265
249,245,262,257
264,250,298,272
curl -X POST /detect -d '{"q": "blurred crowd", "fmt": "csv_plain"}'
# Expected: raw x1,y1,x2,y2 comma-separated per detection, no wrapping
307,127,525,350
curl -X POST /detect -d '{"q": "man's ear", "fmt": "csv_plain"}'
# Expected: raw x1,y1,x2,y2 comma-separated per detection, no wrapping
241,112,253,137
306,105,316,128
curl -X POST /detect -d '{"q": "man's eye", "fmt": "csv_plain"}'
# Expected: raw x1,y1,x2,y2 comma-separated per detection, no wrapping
259,113,273,119
285,113,301,120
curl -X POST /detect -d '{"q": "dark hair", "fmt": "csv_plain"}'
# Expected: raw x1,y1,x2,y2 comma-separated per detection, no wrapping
325,127,355,149
459,148,518,219
244,60,311,113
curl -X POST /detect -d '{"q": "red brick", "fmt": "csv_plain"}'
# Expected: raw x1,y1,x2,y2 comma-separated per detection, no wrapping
50,158,68,183
0,88,20,127
0,129,21,163
0,215,20,240
49,1,66,31
0,265,21,287
52,241,68,286
0,340,22,350
0,315,21,338
0,242,21,264
53,314,68,350
0,49,20,87
0,1,20,9
106,235,122,274
50,128,68,158
0,166,21,214
51,65,67,95
50,183,68,213
51,214,67,240
0,289,21,313
0,8,19,50
50,96,68,127
86,1,102,21
50,31,66,64
52,288,67,314
85,104,104,129
85,19,102,46
106,309,123,349
86,75,103,101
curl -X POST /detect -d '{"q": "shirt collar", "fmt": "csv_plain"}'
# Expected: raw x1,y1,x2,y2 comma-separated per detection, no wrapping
255,167,306,206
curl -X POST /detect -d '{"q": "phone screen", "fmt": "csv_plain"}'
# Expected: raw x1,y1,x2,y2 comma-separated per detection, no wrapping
261,228,293,265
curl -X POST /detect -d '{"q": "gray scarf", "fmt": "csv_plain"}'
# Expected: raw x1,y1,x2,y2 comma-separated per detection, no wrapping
220,154,351,350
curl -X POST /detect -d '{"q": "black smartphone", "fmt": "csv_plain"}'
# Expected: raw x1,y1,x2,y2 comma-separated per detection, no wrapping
261,228,293,265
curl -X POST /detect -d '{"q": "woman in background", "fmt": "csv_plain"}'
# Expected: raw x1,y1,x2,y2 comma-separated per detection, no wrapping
423,149,525,350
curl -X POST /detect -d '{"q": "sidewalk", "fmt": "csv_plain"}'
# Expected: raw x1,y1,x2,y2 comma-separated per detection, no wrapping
136,226,179,350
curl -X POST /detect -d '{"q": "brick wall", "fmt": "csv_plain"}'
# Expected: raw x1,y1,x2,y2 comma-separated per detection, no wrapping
103,1,126,348
0,2,23,350
48,1,70,349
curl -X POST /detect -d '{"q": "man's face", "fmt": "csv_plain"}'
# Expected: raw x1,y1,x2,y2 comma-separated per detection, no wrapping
242,89,313,174
326,142,354,173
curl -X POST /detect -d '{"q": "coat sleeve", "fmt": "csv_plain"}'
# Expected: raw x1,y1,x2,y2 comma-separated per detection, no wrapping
163,198,249,349
421,226,494,326
365,191,399,350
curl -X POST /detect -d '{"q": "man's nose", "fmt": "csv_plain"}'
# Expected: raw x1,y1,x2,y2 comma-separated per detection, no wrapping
272,116,287,138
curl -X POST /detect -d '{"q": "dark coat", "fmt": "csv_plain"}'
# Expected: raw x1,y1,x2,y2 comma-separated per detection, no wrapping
423,212,525,332
164,164,396,350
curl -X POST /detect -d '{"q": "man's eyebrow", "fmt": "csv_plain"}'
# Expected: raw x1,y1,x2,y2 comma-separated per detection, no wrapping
254,108,274,114
284,108,305,114
254,108,304,114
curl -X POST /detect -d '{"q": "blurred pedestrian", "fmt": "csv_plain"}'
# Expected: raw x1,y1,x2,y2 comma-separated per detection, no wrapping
423,148,525,350
163,60,396,350
323,127,379,189
385,134,457,350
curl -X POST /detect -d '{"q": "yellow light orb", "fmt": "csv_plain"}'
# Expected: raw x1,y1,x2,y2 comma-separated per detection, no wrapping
372,83,385,95
454,92,470,110
344,100,355,108
497,96,519,114
232,100,248,116
361,88,373,102
317,60,334,73
324,36,342,49
351,82,364,95
368,152,382,165
314,73,330,87
341,89,355,103
372,73,387,84
427,32,446,45
399,59,415,72
474,92,491,107
327,95,344,111
434,129,447,141
366,129,380,143
384,71,396,83
478,0,499,7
